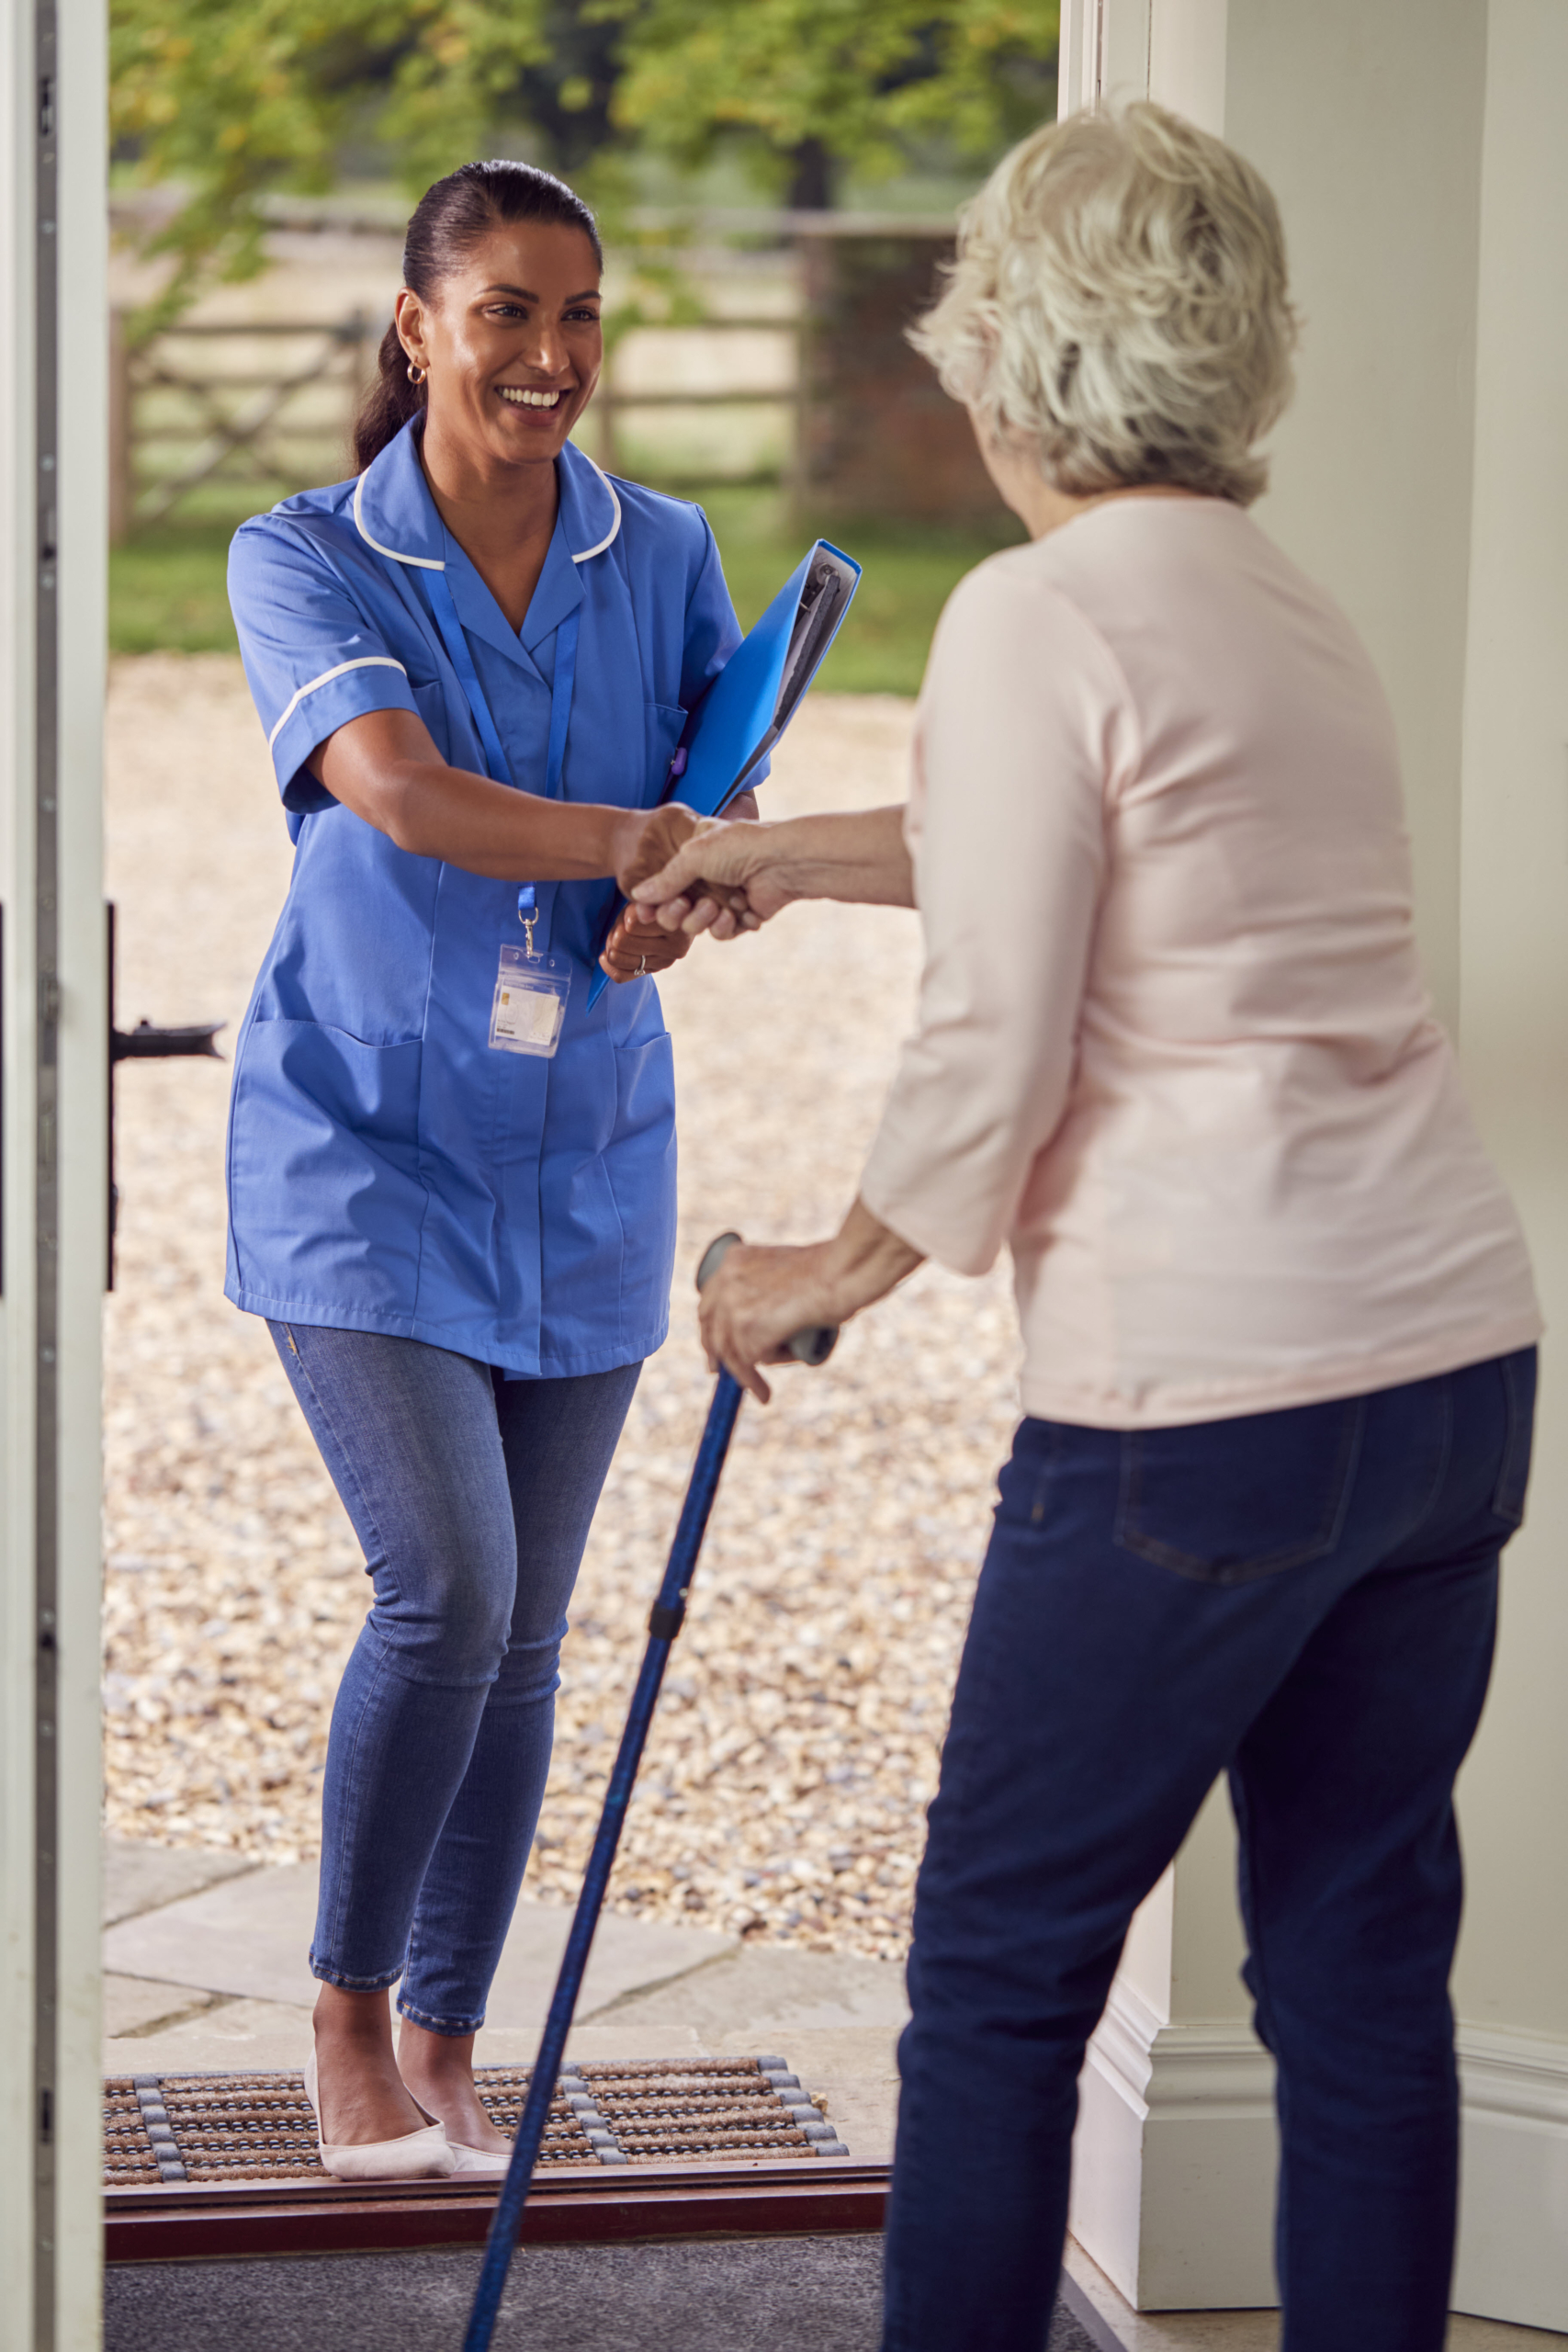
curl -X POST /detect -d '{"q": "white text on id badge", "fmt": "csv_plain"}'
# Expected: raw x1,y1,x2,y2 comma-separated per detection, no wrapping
490,943,571,1057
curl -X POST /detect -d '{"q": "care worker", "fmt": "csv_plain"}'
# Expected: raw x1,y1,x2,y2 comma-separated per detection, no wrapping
225,159,743,2182
636,107,1541,2352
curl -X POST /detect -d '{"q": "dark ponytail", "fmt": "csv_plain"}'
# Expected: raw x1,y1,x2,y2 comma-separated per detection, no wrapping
355,322,425,471
353,161,603,473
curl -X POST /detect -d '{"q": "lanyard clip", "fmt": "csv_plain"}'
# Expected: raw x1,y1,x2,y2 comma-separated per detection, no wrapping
518,884,537,957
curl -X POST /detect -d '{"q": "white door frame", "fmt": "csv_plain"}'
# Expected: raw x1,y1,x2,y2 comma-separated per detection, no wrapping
1058,0,1228,130
2,0,107,2345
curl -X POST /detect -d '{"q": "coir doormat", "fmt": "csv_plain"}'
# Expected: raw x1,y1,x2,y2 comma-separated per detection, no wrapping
105,2055,849,2187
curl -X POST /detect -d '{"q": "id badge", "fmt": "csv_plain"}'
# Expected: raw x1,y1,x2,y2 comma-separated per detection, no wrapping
490,943,571,1057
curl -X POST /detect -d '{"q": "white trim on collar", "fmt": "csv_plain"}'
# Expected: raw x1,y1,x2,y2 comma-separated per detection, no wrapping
353,470,445,571
572,454,622,563
353,444,622,568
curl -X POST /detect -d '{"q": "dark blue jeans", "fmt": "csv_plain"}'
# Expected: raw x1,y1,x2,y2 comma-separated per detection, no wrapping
270,1322,639,2032
883,1351,1536,2352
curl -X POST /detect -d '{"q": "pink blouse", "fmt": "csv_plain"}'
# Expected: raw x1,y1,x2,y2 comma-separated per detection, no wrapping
859,498,1540,1429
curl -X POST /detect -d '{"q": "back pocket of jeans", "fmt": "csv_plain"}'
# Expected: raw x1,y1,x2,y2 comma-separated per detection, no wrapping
1114,1396,1365,1585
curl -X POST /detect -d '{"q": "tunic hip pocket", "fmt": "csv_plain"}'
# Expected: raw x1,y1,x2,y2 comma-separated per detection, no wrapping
243,1017,423,1157
229,1017,427,1303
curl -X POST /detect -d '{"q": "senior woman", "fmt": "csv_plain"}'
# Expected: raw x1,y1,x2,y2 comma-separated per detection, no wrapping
633,105,1540,2352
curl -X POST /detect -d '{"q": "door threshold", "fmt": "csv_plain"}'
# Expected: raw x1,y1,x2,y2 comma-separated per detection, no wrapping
105,2158,891,2264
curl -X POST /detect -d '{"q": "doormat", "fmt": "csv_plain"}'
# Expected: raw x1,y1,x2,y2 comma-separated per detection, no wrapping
105,2055,849,2187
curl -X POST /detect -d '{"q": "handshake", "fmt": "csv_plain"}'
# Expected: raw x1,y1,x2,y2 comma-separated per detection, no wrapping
599,799,909,983
598,806,795,984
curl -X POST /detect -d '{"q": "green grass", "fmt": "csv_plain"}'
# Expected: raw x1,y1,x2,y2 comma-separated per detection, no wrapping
699,487,1021,696
109,484,1021,692
110,525,244,656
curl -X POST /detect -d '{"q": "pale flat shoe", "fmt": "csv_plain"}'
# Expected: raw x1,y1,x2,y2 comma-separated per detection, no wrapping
445,2140,513,2176
303,2052,457,2182
400,2090,508,2171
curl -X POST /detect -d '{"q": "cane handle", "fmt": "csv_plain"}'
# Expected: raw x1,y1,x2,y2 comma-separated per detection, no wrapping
695,1231,839,1366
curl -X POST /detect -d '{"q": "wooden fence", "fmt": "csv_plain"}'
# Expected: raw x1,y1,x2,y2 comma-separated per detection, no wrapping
109,221,996,536
109,309,803,537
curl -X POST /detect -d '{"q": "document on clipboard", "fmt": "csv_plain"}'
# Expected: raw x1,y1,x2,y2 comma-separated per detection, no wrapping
586,538,862,1004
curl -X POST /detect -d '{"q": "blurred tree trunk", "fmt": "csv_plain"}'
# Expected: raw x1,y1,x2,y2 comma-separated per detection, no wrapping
786,137,836,210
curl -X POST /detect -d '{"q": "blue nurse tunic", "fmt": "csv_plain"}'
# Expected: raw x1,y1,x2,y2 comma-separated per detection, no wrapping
224,422,747,1377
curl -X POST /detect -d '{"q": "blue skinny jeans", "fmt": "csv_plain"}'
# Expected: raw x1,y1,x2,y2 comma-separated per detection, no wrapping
883,1350,1536,2352
271,1321,639,2033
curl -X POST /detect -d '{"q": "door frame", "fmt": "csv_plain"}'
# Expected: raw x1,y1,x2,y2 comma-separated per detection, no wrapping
2,1,108,2345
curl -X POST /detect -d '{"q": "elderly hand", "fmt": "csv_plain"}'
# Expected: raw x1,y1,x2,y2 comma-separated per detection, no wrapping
633,816,790,938
699,1198,927,1402
699,1240,840,1405
636,806,916,930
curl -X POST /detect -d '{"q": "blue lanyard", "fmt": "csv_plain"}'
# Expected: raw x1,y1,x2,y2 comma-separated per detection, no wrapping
423,567,581,948
423,568,580,796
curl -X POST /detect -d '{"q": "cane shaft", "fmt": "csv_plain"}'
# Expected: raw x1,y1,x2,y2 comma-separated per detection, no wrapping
463,1370,745,2352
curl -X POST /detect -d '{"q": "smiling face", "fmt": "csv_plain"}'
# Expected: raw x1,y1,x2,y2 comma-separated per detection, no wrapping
395,219,604,477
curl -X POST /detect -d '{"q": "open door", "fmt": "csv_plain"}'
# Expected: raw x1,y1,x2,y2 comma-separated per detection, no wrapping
1,1,109,2345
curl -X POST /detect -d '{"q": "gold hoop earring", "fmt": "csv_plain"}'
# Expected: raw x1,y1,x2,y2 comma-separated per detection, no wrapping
406,361,427,387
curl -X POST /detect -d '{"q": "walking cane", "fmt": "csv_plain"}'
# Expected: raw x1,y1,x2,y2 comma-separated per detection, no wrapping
462,1234,838,2352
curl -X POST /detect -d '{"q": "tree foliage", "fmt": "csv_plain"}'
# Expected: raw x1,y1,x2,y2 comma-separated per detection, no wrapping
111,0,605,318
110,0,1058,318
608,0,1058,206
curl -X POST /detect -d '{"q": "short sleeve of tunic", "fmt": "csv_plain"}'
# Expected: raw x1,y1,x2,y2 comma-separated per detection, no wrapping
228,515,421,817
680,518,743,708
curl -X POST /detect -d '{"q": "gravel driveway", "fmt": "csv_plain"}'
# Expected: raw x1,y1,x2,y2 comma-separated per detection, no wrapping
104,657,1021,1962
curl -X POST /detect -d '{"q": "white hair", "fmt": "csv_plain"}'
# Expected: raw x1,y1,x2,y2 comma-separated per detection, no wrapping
912,103,1299,506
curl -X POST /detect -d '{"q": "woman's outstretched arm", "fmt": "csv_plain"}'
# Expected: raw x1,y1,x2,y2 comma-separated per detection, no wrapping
310,707,697,891
629,805,915,936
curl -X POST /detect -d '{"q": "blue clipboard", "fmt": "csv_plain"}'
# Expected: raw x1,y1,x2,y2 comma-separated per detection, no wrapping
587,538,861,1003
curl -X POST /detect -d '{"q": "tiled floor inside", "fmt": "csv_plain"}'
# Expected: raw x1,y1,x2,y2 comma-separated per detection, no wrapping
1061,2241,1566,2349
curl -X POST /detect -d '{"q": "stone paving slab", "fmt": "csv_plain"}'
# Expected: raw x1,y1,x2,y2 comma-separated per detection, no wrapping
101,1846,908,2159
103,1838,259,1928
593,1939,908,2036
106,1998,323,2079
103,1974,228,2039
103,1859,738,2022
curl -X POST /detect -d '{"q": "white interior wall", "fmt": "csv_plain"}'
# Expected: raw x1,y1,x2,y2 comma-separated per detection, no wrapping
1447,0,1568,2318
1223,20,1568,2323
1069,0,1568,2325
1230,0,1489,1035
1450,0,1568,2048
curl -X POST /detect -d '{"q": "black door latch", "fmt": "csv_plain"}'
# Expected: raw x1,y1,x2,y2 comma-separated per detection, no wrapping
112,1017,225,1063
107,901,226,1288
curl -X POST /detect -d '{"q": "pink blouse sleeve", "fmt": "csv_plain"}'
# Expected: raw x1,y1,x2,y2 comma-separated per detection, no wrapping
858,555,1138,1274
